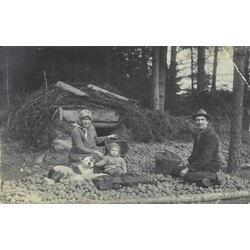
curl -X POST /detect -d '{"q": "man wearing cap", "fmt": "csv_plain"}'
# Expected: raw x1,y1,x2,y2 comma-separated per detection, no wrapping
68,109,117,171
175,109,226,187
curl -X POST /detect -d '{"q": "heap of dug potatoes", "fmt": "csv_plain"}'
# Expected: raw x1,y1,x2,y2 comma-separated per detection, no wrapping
1,142,250,204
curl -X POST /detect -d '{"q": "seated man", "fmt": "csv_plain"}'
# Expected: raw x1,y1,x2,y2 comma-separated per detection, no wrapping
173,109,226,188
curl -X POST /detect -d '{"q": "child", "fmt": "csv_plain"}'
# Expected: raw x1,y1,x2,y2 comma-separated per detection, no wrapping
95,142,127,176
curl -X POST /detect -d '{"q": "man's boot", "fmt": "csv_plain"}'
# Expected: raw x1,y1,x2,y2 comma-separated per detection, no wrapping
216,171,227,187
202,178,212,188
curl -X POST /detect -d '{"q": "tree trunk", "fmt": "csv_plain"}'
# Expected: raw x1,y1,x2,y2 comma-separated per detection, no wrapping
228,46,247,173
190,46,194,91
244,47,249,130
51,47,55,83
141,47,148,73
167,46,177,108
159,47,167,111
169,46,177,90
106,46,110,82
6,47,10,107
244,47,249,93
212,46,219,92
197,46,206,92
152,46,160,110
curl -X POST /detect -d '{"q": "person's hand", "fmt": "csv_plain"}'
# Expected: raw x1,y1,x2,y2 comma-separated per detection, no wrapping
180,167,189,177
178,160,189,168
178,162,185,168
94,150,104,158
108,134,118,139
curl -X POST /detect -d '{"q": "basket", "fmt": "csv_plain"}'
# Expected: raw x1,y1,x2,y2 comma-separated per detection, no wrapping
104,137,129,157
155,150,182,176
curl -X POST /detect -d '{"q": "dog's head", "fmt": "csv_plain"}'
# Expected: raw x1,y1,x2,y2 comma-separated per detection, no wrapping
80,156,95,169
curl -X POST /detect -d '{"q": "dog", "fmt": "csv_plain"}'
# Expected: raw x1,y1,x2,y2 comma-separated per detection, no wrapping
47,156,107,183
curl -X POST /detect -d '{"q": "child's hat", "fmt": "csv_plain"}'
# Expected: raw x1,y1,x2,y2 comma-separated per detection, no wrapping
79,109,92,120
108,143,120,151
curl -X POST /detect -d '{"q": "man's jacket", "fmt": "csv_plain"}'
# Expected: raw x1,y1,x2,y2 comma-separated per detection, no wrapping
188,126,221,173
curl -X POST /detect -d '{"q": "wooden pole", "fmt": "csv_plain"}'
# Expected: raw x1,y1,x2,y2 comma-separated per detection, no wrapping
74,190,250,204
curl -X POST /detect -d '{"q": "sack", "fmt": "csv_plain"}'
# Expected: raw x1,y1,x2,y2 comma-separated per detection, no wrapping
122,172,155,187
92,176,124,190
92,172,155,191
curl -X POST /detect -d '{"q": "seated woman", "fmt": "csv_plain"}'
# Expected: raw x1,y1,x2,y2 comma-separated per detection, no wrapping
68,109,117,173
95,142,127,176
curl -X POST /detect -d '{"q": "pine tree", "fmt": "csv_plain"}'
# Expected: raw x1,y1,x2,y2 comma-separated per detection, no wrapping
228,46,248,173
159,47,167,111
211,46,219,92
152,46,160,110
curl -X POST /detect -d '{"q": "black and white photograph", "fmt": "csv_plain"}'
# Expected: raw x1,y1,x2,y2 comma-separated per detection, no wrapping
1,46,249,204
0,1,250,250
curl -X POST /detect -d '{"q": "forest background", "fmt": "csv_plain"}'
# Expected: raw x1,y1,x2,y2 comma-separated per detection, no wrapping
1,46,249,145
1,1,250,250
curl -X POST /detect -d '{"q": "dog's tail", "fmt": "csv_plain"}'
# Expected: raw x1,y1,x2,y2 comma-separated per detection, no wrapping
48,169,65,182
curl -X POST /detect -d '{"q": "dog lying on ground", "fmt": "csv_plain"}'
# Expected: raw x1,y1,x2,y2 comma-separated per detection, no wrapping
47,156,107,183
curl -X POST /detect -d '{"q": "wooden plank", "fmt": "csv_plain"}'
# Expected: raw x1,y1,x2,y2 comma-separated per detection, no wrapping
55,81,89,97
94,122,118,128
61,108,119,125
75,190,250,204
87,84,129,101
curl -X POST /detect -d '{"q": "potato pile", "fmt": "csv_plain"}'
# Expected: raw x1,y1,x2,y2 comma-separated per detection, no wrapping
1,142,250,204
2,171,250,204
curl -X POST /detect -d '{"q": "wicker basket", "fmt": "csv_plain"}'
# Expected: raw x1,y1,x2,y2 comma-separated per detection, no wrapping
155,150,182,176
104,137,129,157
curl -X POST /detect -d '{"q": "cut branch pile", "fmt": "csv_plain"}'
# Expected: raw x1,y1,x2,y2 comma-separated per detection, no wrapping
7,86,71,149
6,82,195,149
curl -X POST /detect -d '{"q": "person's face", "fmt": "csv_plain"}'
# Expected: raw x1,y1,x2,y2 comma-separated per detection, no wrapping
195,116,208,131
110,147,119,157
81,117,91,128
